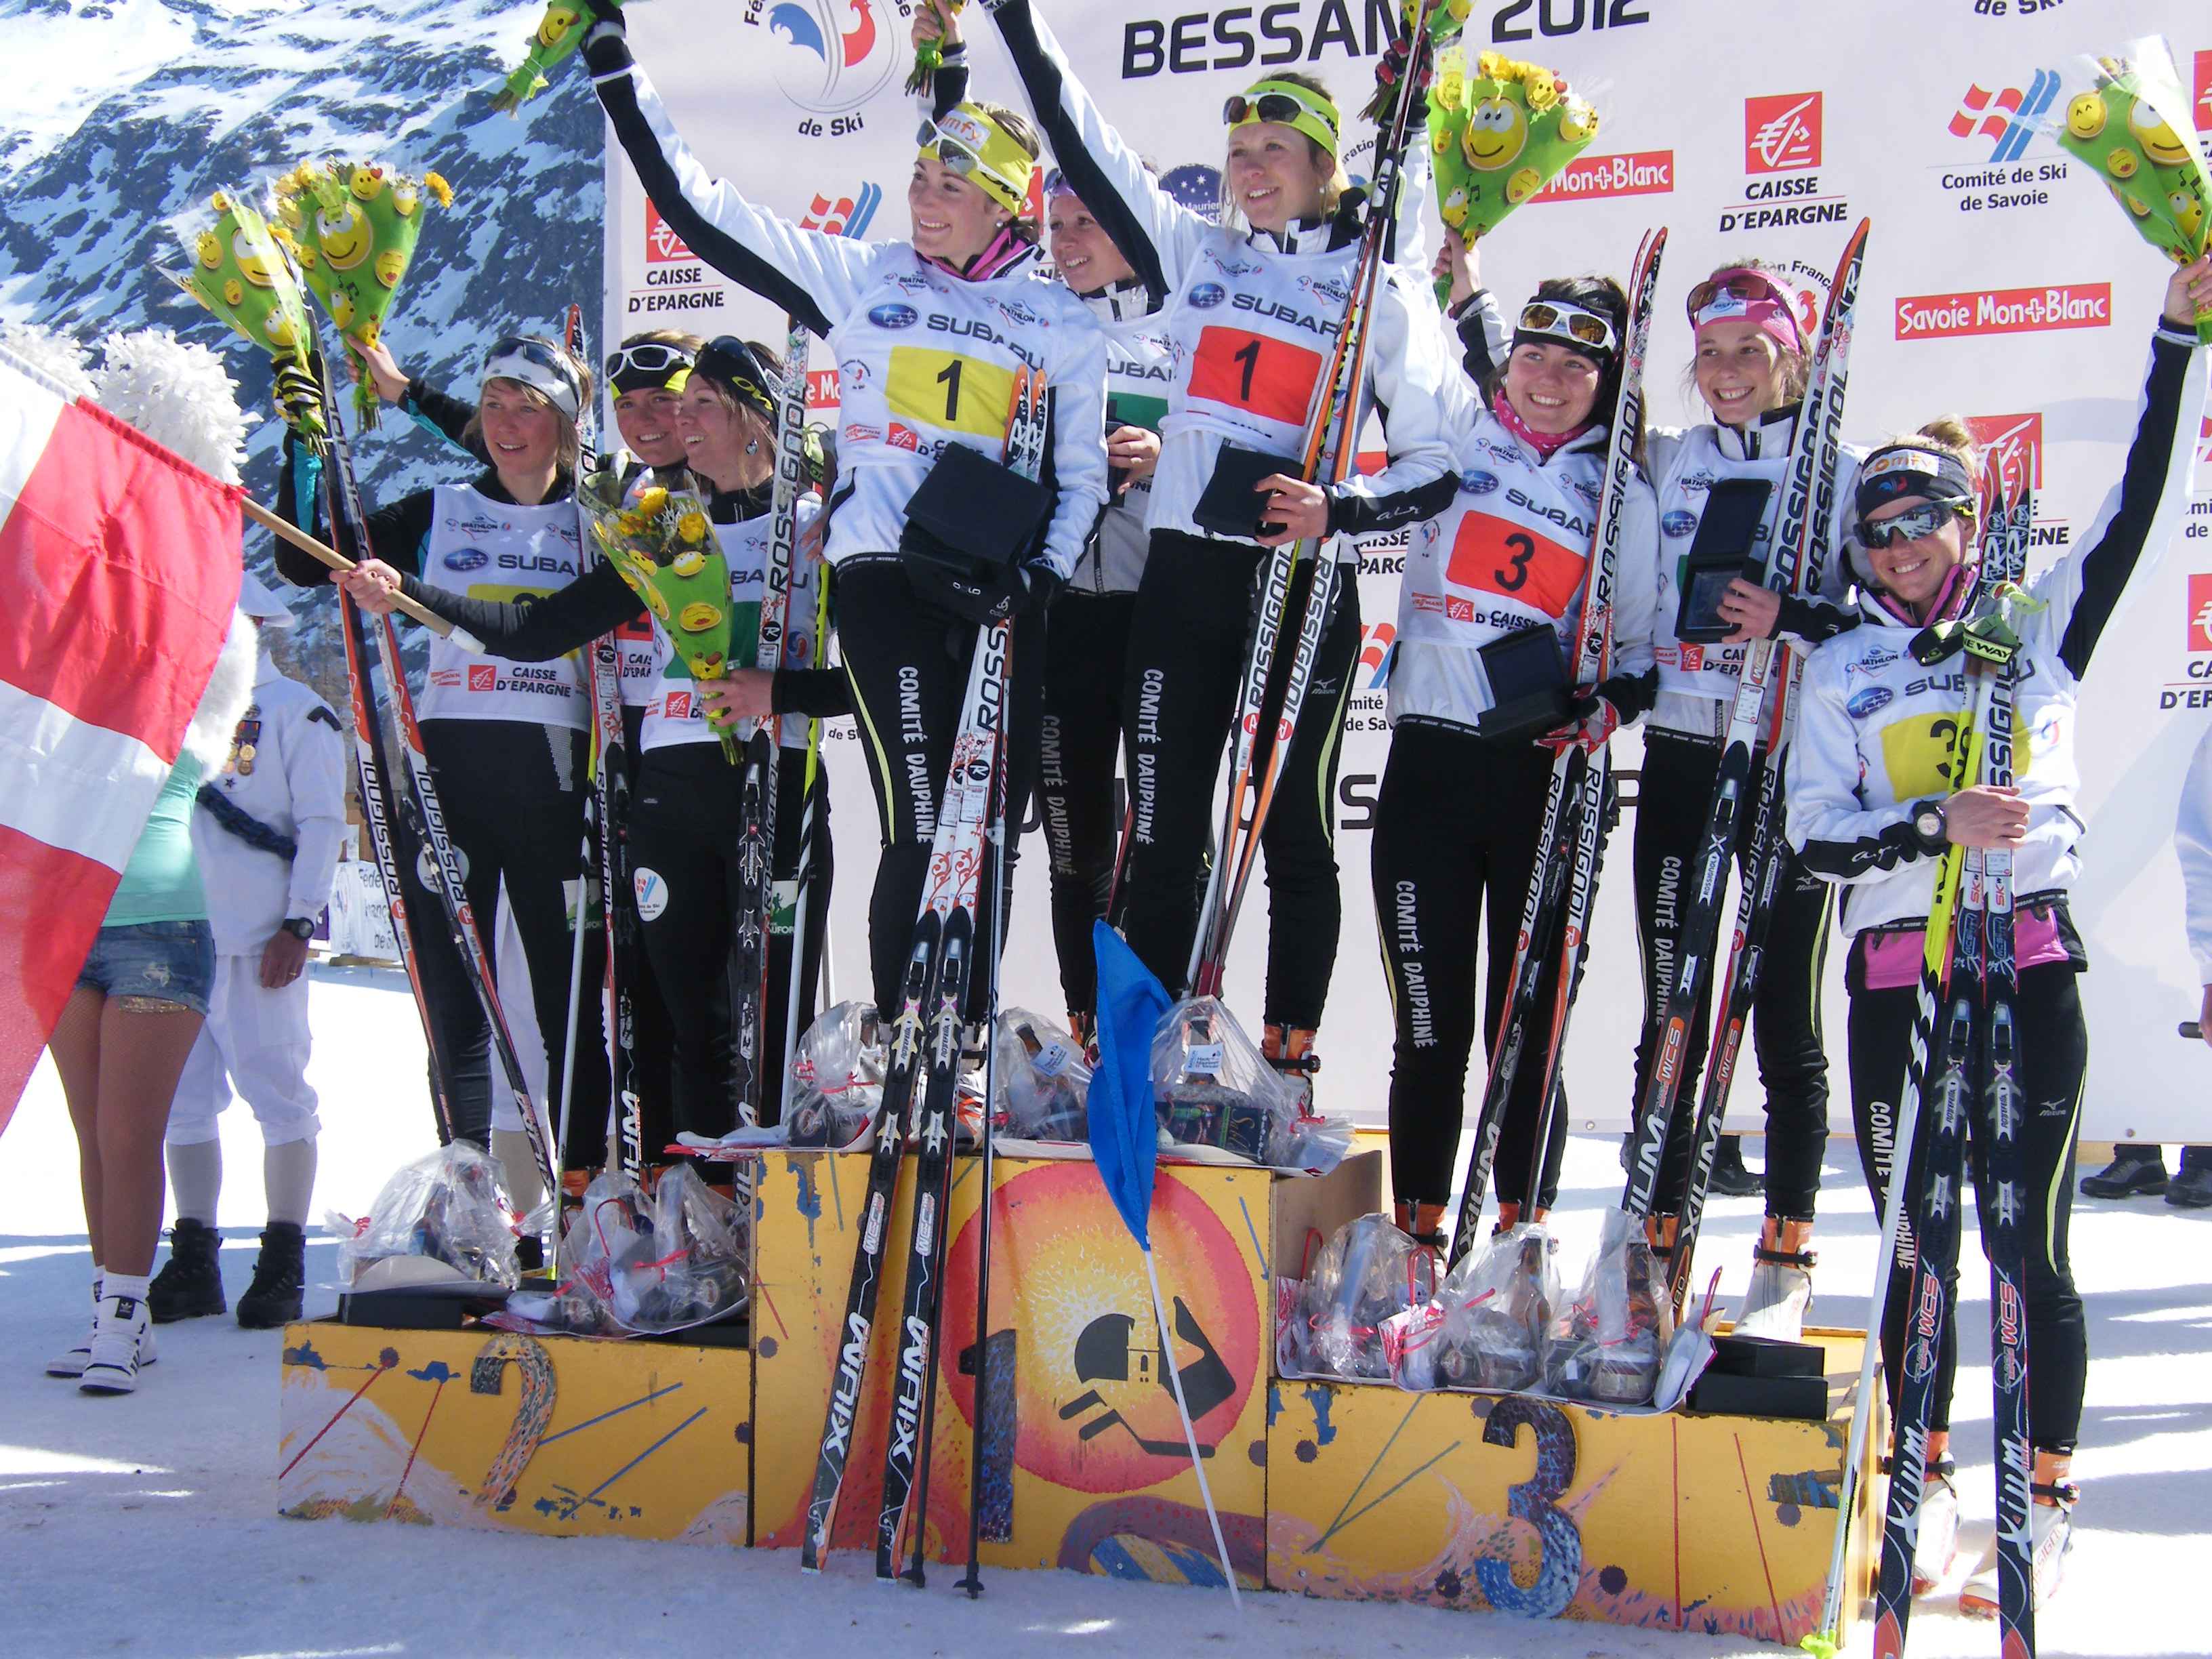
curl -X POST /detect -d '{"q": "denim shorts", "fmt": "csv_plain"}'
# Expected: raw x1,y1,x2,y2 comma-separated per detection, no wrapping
76,920,216,1016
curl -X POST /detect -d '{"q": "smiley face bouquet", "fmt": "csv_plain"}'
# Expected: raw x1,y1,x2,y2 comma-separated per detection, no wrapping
166,190,323,437
578,474,743,761
489,1,651,113
270,158,453,424
1429,50,1599,244
2053,40,2211,342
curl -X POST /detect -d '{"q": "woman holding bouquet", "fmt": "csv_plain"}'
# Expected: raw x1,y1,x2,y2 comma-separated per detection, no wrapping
270,336,611,1193
338,338,844,1136
568,0,1109,1021
972,0,1457,1090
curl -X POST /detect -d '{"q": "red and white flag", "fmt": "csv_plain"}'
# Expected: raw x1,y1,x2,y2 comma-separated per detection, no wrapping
0,348,242,1127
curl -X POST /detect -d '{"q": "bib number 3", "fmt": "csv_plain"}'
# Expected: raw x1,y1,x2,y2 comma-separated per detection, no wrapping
1445,511,1587,619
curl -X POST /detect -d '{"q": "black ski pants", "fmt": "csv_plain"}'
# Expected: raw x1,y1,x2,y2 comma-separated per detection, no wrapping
1633,729,1832,1219
1120,530,1359,1029
405,718,609,1165
1848,952,2088,1453
835,558,1042,1021
612,701,679,1165
1372,723,1576,1214
1038,588,1138,1021
626,741,831,1139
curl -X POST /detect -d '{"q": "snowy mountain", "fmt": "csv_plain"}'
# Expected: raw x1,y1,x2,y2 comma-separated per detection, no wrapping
0,0,604,703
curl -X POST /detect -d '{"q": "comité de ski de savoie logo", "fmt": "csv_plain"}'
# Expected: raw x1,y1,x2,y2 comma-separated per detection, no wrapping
1948,73,2060,163
756,0,899,126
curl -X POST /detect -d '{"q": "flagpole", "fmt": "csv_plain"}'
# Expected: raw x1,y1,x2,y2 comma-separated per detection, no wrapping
1140,1245,1242,1609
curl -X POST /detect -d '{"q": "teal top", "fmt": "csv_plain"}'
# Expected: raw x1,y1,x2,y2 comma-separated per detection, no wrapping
104,753,208,926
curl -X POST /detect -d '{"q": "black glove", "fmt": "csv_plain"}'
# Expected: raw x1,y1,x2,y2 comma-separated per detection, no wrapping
928,556,1061,626
272,354,326,432
577,0,630,75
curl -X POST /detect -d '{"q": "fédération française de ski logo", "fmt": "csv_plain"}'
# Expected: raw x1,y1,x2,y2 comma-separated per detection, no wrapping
1744,93,1822,174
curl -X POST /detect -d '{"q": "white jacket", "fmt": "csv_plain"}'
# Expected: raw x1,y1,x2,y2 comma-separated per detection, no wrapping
592,47,1109,582
1786,327,2207,939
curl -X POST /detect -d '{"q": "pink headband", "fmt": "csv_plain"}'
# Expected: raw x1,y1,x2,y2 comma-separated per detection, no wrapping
1690,268,1805,354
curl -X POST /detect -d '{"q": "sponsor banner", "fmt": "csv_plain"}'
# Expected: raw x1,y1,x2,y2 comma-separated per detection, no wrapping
607,1,2212,1141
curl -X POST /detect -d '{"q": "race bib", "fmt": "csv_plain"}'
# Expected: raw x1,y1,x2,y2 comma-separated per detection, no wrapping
1444,512,1587,620
1189,327,1323,427
1879,710,1969,802
885,346,1017,440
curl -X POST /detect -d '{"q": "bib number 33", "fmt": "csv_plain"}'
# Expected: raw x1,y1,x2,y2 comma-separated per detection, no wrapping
886,346,1017,440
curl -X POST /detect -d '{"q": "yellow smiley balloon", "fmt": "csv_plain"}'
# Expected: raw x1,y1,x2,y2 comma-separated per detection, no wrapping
2106,146,2138,181
316,203,372,270
1462,96,1530,173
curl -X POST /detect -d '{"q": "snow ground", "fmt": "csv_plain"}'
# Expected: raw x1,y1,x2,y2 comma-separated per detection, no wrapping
2,967,2207,1658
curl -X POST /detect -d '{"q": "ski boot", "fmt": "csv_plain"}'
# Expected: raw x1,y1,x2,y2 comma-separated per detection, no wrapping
1394,1201,1449,1265
1961,1467,2075,1617
148,1218,227,1323
1262,1025,1320,1117
1704,1134,1763,1198
236,1223,306,1329
1737,1216,1815,1340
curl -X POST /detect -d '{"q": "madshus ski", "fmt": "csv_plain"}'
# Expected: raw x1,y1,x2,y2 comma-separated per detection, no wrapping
1444,224,1666,1265
1186,0,1447,999
313,351,562,1216
800,365,1046,1577
729,320,814,1136
1659,217,1870,1300
1622,218,1868,1242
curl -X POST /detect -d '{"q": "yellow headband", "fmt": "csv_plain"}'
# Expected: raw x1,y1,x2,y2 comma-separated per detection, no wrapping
919,104,1034,218
1225,77,1341,156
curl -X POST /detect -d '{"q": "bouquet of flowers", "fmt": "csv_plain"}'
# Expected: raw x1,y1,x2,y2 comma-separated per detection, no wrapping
1429,51,1599,243
270,158,453,425
907,0,968,96
166,190,324,437
2053,41,2212,343
1360,0,1475,122
489,1,651,113
578,474,741,761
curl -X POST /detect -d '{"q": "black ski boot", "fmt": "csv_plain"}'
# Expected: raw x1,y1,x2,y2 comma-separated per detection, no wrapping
148,1218,226,1323
236,1223,306,1328
1704,1135,1763,1199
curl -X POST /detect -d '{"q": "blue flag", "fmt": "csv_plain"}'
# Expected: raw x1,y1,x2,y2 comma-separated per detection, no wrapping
1088,920,1169,1250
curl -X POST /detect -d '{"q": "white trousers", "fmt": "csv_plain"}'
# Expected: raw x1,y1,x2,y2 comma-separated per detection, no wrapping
165,954,320,1147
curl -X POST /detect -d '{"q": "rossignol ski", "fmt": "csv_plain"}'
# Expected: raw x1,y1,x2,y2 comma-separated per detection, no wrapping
800,365,1046,1576
1185,0,1452,998
729,320,813,1132
1622,218,1869,1235
875,366,1048,1585
313,349,562,1217
1445,224,1666,1265
1667,219,1870,1311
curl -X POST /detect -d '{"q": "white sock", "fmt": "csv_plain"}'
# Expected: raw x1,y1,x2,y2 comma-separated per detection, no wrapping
264,1139,317,1226
104,1271,151,1304
167,1139,222,1225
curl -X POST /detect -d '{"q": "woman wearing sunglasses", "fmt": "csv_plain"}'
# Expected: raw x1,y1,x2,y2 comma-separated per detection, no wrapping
1622,260,1866,1331
1374,279,1661,1251
270,335,611,1208
569,1,1108,1027
977,0,1456,1082
339,338,844,1139
1784,255,2210,1614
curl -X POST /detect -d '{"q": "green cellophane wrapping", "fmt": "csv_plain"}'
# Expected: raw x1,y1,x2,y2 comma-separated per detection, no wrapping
2053,45,2212,344
1429,50,1599,243
578,474,743,763
491,1,658,113
272,159,451,425
168,190,324,437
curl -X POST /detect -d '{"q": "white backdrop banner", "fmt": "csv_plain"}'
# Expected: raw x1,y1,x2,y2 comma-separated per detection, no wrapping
602,0,2212,1141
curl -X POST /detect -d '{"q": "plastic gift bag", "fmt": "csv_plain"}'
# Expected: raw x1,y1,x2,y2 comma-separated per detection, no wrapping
785,1000,884,1148
1277,1112,1356,1174
1300,1214,1435,1381
992,1009,1090,1140
331,1142,522,1290
1547,1209,1675,1406
1427,1224,1558,1393
602,1164,749,1332
1151,996,1290,1163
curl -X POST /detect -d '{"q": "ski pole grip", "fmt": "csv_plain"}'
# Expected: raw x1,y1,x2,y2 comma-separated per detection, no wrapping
241,495,461,640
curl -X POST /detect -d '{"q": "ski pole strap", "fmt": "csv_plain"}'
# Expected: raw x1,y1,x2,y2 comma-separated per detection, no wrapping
196,784,298,862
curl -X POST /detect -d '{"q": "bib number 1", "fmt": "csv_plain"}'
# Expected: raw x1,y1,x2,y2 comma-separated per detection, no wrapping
1189,327,1324,428
886,346,1017,440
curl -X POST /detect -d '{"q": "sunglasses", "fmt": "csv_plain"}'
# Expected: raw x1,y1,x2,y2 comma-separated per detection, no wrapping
1685,270,1790,319
916,121,1023,193
604,340,695,383
1517,301,1618,356
1859,500,1964,549
487,335,569,376
1221,91,1338,143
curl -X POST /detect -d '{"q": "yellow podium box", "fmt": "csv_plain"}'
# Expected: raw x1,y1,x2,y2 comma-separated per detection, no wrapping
751,1146,1378,1586
276,1322,753,1544
1267,1328,1881,1644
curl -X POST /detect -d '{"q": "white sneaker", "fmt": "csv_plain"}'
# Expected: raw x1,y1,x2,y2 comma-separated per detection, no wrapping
78,1293,157,1395
1912,1462,1961,1595
46,1277,102,1378
1961,1491,2074,1619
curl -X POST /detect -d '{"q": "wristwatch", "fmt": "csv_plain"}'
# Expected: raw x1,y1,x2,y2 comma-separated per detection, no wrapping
280,916,316,941
1910,801,1947,854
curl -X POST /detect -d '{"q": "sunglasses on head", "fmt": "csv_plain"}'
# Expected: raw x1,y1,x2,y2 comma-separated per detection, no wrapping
604,340,694,383
692,336,782,415
1221,91,1337,143
1685,270,1790,318
1517,300,1618,356
1860,500,1965,549
487,334,571,377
